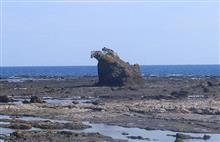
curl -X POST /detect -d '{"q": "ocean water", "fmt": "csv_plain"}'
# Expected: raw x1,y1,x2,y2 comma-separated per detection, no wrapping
0,65,219,77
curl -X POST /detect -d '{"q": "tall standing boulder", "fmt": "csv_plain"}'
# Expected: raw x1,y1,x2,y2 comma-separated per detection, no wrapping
91,47,144,86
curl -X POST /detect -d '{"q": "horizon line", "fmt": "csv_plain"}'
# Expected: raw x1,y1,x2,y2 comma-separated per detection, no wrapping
2,0,219,3
1,64,220,67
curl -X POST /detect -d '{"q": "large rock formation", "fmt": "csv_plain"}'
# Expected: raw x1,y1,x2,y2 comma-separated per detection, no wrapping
91,47,144,86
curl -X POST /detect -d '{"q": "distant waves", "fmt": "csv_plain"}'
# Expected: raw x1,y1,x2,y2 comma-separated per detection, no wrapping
0,65,219,77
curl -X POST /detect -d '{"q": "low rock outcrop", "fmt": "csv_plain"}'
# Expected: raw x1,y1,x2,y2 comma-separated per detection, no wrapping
169,133,211,142
91,47,144,86
0,95,13,103
10,122,32,130
30,96,45,103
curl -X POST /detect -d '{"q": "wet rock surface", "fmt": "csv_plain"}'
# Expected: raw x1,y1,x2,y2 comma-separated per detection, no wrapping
0,95,13,103
127,135,150,140
9,122,32,130
30,96,45,103
169,133,211,142
6,131,126,142
91,48,144,86
0,117,89,130
0,76,220,141
170,90,189,99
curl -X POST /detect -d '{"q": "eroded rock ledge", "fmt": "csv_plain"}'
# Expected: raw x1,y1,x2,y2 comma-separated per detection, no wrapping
91,47,144,86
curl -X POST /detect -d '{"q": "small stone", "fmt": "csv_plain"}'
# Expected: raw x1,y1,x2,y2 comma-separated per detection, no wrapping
30,96,44,103
121,132,129,135
176,133,191,139
171,91,189,99
92,107,102,111
12,131,23,138
203,87,209,93
59,131,73,135
127,135,150,140
203,135,211,140
207,81,213,87
91,100,99,105
22,100,30,104
72,101,79,104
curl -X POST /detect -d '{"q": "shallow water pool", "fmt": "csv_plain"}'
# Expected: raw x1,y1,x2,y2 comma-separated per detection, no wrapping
82,122,220,142
0,115,219,142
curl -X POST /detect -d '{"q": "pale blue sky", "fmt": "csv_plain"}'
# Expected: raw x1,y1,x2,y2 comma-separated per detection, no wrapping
1,1,219,66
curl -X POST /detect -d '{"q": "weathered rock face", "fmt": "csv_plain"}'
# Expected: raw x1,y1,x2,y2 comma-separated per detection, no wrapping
91,47,144,86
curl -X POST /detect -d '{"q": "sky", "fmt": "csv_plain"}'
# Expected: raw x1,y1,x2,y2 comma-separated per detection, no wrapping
1,0,219,66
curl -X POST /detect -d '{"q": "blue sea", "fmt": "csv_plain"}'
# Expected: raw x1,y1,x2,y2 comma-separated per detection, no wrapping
0,65,219,77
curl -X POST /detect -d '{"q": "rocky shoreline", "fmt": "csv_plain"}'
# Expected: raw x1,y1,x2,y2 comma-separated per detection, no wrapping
0,76,220,141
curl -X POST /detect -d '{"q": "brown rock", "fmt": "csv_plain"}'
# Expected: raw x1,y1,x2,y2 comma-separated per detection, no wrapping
10,123,32,130
91,47,144,86
30,96,45,103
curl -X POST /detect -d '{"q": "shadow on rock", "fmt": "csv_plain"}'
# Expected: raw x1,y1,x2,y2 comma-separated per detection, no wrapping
91,47,144,87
